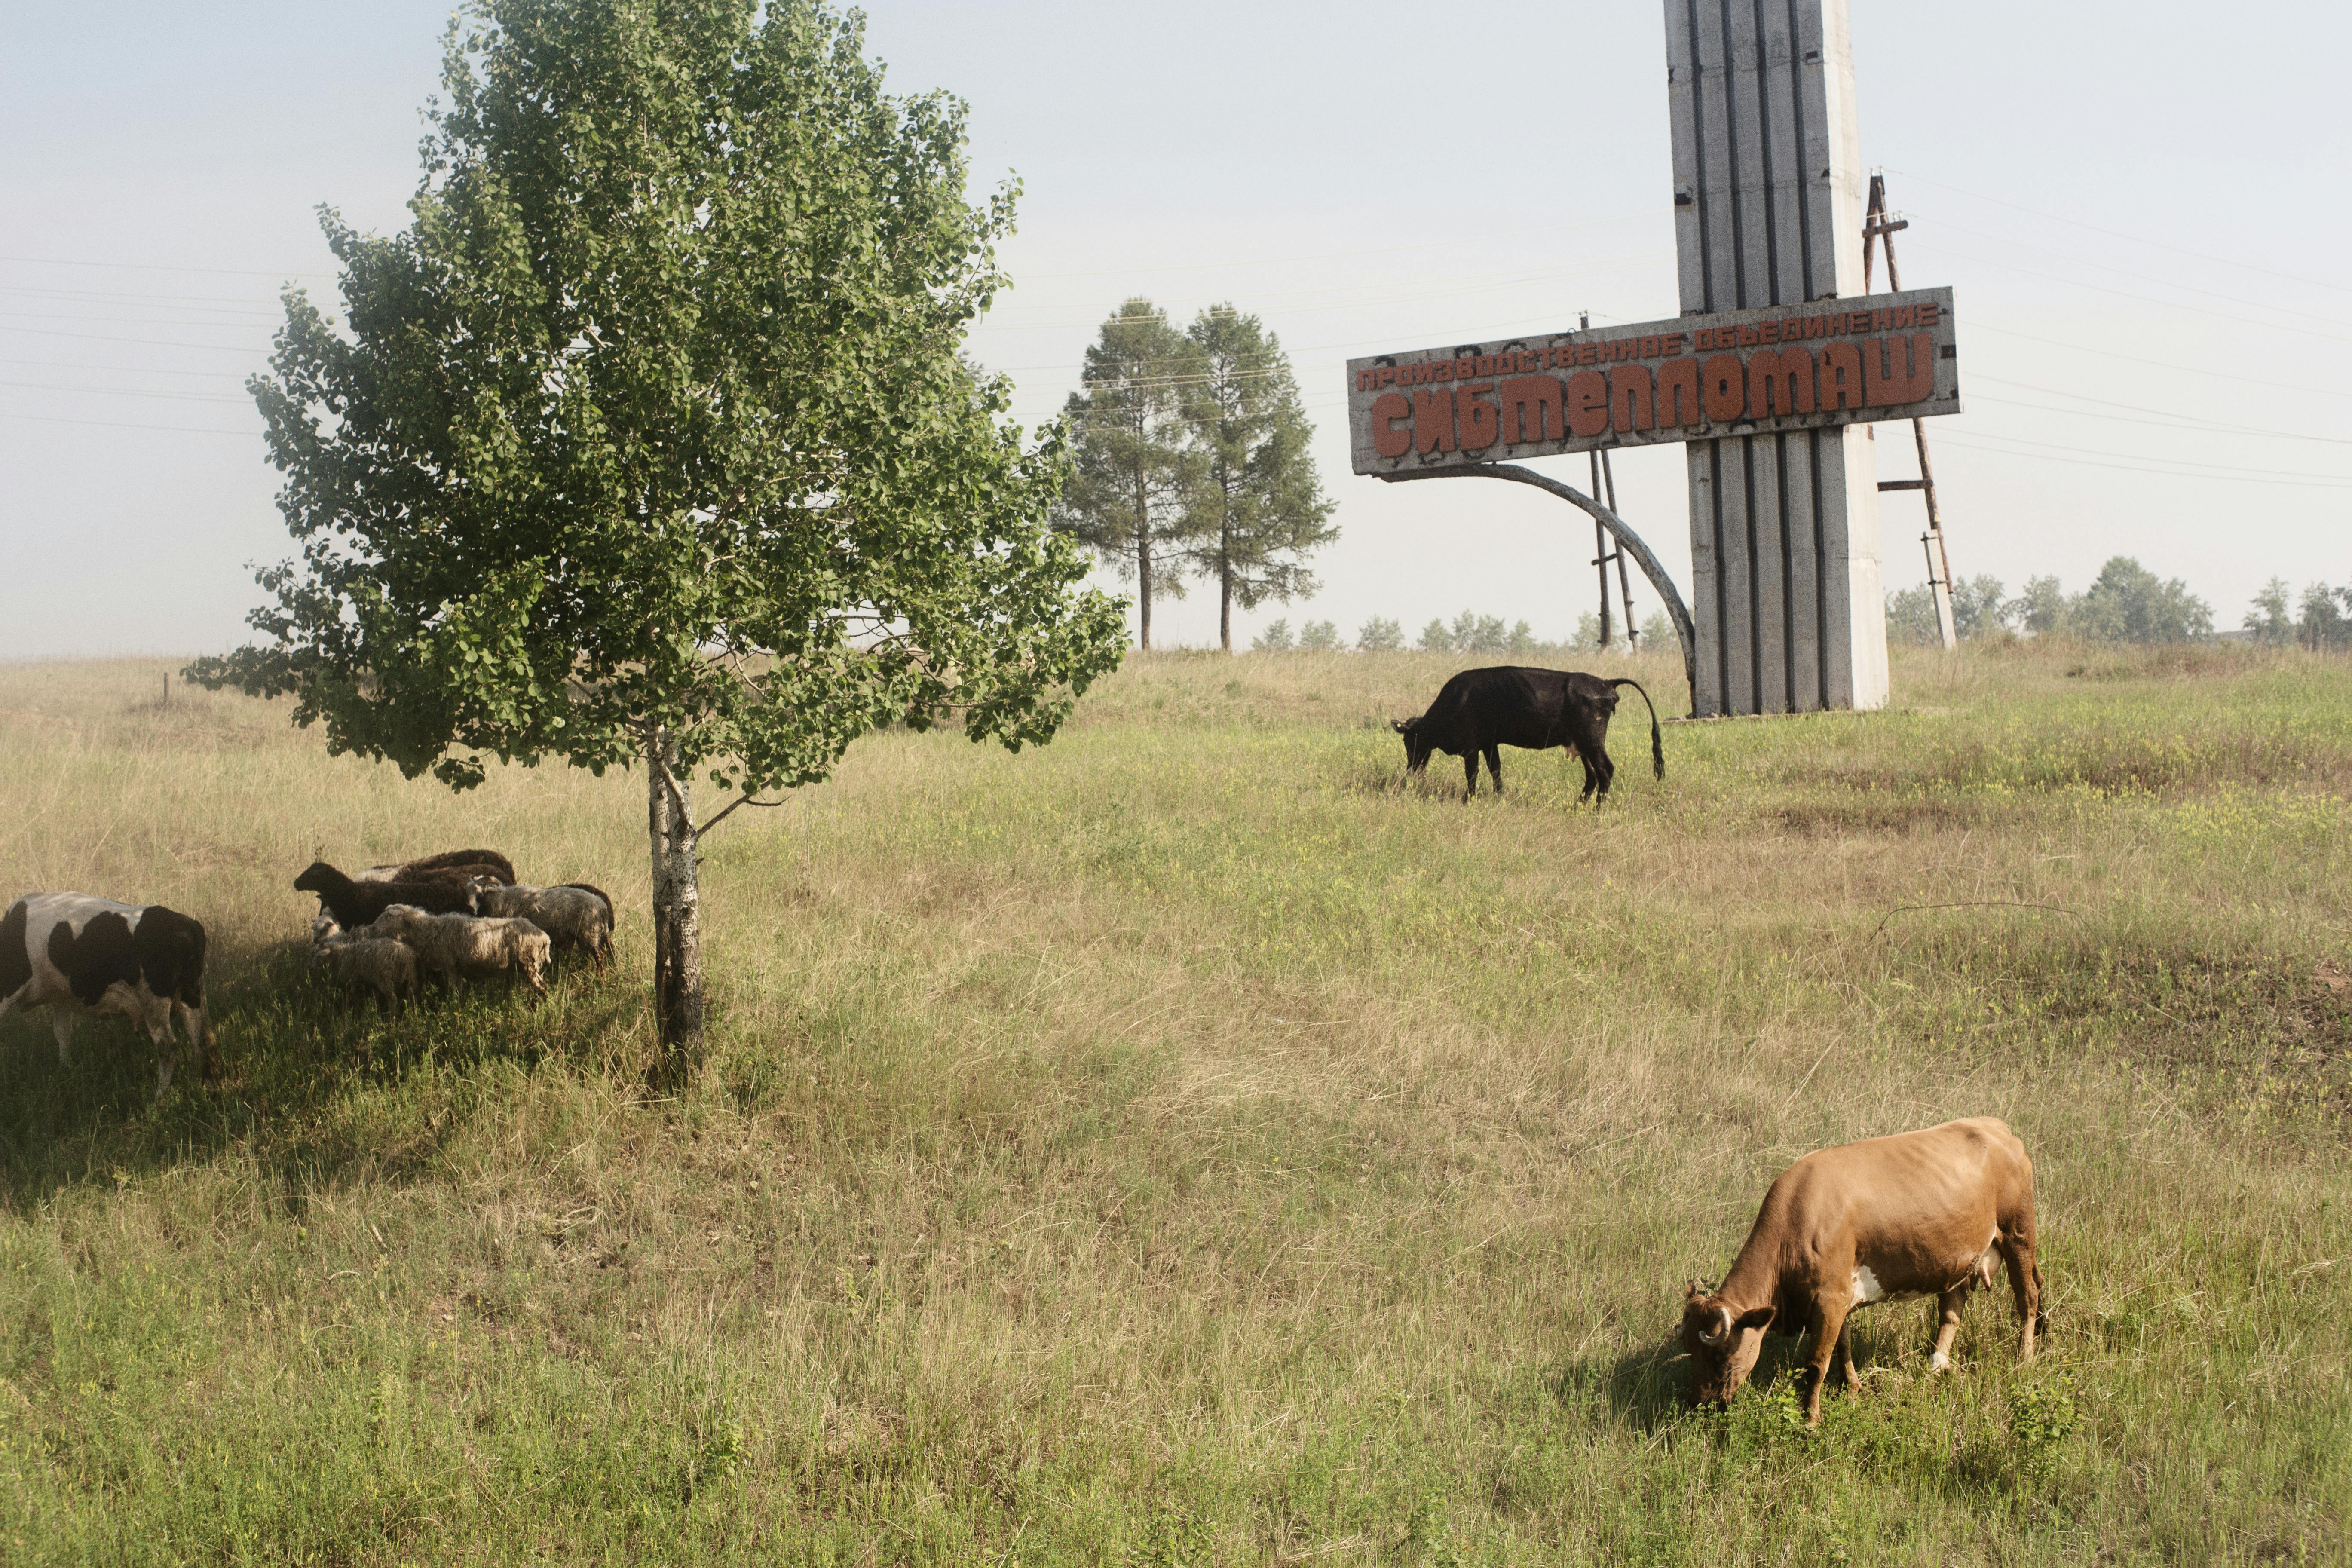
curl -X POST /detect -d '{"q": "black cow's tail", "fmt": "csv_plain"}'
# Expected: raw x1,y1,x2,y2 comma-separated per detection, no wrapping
1608,679,1665,780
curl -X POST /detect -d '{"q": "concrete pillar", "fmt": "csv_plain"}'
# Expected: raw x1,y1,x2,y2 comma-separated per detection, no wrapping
1665,0,1888,715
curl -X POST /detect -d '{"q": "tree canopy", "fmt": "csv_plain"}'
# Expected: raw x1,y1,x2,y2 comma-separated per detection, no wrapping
191,0,1125,1049
1173,305,1335,651
1053,299,1201,649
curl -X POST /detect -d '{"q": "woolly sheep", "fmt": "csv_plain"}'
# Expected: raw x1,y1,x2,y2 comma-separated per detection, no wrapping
312,932,419,1017
364,904,550,998
467,881,614,968
352,848,518,886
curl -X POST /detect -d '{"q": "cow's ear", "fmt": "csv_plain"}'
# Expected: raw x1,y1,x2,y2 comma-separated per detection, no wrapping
1685,1278,1708,1302
1391,720,1408,733
1733,1305,1776,1333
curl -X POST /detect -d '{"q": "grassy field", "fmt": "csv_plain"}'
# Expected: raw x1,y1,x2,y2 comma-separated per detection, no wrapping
0,642,2346,1565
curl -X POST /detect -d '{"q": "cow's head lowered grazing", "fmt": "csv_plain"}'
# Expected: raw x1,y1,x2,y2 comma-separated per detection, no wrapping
1390,717,1434,775
1680,1280,1777,1407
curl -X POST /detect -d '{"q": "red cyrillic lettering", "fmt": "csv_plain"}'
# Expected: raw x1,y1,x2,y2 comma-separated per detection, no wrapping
1747,346,1816,417
1656,357,1703,427
1610,364,1654,433
1819,341,1864,410
1499,375,1563,446
1458,383,1501,450
1564,370,1609,438
1415,387,1457,454
1702,354,1746,423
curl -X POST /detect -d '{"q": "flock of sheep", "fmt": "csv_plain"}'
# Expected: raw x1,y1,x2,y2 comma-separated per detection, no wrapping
299,848,614,1017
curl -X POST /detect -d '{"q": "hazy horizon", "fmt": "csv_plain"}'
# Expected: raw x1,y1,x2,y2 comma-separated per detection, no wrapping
6,0,2346,658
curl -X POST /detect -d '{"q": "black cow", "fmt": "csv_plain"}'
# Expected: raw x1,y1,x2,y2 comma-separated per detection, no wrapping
1394,666,1663,802
0,892,220,1099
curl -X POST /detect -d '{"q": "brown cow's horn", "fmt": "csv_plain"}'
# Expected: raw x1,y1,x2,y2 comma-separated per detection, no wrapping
1697,1306,1733,1347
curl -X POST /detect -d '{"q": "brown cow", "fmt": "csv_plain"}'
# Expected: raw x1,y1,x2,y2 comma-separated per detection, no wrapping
1680,1117,2046,1424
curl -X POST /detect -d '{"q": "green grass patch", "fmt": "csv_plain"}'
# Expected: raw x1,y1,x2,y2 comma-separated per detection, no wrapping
0,643,2347,1564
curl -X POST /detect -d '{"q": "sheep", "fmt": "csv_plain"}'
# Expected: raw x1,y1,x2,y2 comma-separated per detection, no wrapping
294,861,478,930
352,848,519,886
312,933,420,1017
466,880,614,968
309,911,419,1015
364,904,550,998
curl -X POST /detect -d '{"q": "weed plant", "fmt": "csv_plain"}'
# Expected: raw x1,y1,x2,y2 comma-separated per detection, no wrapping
0,643,2345,1563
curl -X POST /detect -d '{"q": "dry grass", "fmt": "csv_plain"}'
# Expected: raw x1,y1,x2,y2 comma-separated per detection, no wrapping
0,643,2347,1564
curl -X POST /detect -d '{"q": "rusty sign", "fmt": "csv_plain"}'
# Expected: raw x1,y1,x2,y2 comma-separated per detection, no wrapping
1346,286,1958,476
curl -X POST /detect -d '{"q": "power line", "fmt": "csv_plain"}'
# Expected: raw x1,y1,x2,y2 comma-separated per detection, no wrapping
1964,321,2352,401
0,284,285,311
1939,426,2352,483
1967,382,2352,447
1011,209,1657,280
0,309,277,329
978,260,1672,335
0,356,252,380
0,378,248,404
0,252,332,280
0,409,261,436
1933,432,2352,490
984,251,1668,314
1883,166,2352,297
1941,243,2352,345
1916,212,2352,332
0,325,270,354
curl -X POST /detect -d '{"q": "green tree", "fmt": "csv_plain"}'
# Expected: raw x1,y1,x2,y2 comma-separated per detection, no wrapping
1056,300,1201,650
1950,575,2010,640
1417,618,1452,653
1297,619,1340,652
1174,305,1337,651
2244,577,2293,644
188,0,1124,1058
1250,619,1293,652
1885,584,1942,646
2297,582,2352,650
1890,574,2010,644
2005,576,2069,637
2071,557,2213,644
1356,615,1403,652
1448,611,1507,653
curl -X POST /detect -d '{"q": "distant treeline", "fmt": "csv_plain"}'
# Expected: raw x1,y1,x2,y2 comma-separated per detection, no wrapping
1889,556,2352,649
1246,555,2350,657
1252,609,1674,655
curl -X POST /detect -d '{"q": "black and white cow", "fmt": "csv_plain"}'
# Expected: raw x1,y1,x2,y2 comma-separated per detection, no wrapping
0,893,219,1099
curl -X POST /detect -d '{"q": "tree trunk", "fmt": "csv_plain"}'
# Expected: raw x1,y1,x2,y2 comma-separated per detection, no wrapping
645,724,705,1061
1219,519,1233,653
1138,526,1153,650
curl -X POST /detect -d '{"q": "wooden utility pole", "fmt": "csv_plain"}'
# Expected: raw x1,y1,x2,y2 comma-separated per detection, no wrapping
1864,172,1957,649
1579,314,1637,650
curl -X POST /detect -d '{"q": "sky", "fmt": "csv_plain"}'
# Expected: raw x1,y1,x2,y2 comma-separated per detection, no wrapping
3,0,2348,658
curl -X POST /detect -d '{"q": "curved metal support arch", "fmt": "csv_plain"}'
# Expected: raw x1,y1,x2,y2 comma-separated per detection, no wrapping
1379,462,1697,708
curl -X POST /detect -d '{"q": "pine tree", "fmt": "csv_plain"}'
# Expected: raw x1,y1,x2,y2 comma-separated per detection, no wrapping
1055,300,1201,649
1175,305,1337,651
